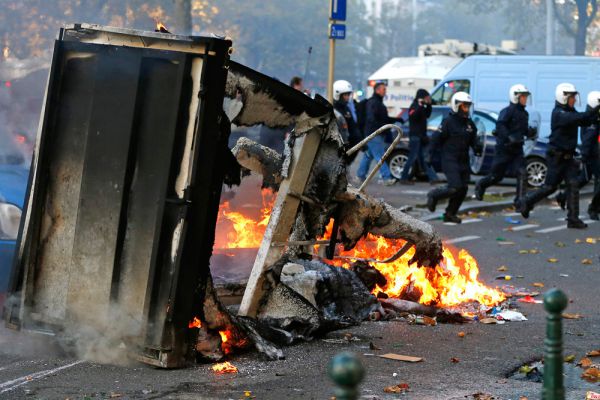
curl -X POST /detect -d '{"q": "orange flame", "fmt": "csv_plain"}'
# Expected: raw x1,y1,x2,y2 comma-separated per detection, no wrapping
215,189,275,249
188,317,202,329
219,330,234,355
212,361,238,374
318,221,505,307
155,21,167,31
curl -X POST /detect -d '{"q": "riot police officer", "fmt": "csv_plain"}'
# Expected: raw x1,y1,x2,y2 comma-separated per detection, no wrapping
517,83,600,228
426,92,483,223
554,91,600,220
475,84,535,205
333,80,362,164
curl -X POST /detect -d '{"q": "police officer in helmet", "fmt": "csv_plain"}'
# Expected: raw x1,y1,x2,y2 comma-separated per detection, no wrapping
426,92,483,223
554,91,600,220
475,84,535,205
517,83,600,228
333,80,361,164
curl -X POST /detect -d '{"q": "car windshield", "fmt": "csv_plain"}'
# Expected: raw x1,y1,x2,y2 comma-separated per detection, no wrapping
431,80,471,105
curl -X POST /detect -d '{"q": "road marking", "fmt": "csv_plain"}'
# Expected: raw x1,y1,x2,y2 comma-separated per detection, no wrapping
462,218,482,224
0,360,84,394
556,216,585,221
535,220,595,234
508,224,540,231
503,212,521,217
401,190,428,195
445,235,480,244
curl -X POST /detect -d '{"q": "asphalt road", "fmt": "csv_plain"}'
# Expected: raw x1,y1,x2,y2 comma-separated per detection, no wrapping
1,199,600,399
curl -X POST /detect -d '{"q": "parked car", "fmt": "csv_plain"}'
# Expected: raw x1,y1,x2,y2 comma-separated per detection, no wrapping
387,106,549,187
0,133,30,303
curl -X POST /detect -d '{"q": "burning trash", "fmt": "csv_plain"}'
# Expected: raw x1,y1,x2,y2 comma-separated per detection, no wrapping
212,361,238,374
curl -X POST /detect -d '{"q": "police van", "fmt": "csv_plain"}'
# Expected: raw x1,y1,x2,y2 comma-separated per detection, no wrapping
430,55,600,139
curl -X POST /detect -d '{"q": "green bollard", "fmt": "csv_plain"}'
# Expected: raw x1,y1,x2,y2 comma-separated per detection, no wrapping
543,288,568,400
327,352,365,400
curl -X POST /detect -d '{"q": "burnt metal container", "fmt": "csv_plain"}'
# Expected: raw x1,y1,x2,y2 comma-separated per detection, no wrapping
4,24,232,368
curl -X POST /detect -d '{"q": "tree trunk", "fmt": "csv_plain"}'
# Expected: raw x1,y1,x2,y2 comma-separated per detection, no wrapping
173,0,192,35
575,1,589,55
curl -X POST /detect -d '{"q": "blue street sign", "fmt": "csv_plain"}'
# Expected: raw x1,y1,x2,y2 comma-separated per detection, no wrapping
329,23,346,40
330,0,347,21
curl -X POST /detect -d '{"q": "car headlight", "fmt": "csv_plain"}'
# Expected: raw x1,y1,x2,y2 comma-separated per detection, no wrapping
0,202,22,240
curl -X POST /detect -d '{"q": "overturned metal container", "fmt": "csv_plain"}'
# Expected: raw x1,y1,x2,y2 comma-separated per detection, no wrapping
4,24,232,368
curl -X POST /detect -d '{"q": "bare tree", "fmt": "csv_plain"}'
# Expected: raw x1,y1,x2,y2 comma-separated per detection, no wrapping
554,0,599,55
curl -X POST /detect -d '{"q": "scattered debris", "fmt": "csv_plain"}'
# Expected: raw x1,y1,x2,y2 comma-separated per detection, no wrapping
531,282,544,288
555,241,566,247
547,258,558,263
369,342,382,351
575,238,583,244
518,296,542,304
582,258,593,265
564,354,576,363
384,383,410,393
378,353,423,363
212,361,238,374
450,357,460,363
496,275,512,281
497,266,508,272
579,358,593,368
587,349,600,357
480,318,499,324
586,391,600,400
559,273,569,277
496,310,528,321
586,238,597,244
410,315,437,326
505,217,521,224
458,331,465,338
582,367,600,383
562,313,583,319
472,393,495,400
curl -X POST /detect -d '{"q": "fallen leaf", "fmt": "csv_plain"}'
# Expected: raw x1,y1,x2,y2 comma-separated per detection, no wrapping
532,282,544,288
384,383,409,393
565,354,576,363
497,266,508,272
458,331,465,338
575,238,583,243
582,258,593,265
473,393,494,400
480,318,497,324
587,350,600,357
547,258,558,263
586,238,597,244
529,249,540,254
579,357,593,368
244,391,252,398
450,357,460,363
519,250,529,254
519,365,535,374
369,342,381,350
555,241,566,247
563,313,583,319
109,394,122,399
582,367,600,383
520,397,529,400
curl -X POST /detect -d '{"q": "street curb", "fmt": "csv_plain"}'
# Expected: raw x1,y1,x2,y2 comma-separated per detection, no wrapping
420,189,594,222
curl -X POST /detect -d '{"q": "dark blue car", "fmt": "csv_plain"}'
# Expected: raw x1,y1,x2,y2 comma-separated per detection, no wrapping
388,106,549,187
0,155,28,298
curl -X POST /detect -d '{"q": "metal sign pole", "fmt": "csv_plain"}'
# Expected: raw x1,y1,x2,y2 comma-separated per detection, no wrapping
327,34,335,103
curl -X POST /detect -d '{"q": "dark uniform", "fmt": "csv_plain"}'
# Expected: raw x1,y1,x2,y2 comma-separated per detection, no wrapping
334,98,362,164
427,111,482,221
555,107,600,219
475,102,533,203
400,89,438,182
517,102,597,226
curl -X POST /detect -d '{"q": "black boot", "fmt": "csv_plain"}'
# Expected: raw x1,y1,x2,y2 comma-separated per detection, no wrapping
567,185,587,229
427,187,451,212
515,197,532,219
474,179,487,201
588,178,600,220
443,213,462,223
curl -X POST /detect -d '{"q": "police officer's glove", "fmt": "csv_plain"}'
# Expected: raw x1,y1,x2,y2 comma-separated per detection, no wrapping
473,143,484,157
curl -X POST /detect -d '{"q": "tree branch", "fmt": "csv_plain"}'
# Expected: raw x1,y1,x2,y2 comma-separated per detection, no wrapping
553,0,577,37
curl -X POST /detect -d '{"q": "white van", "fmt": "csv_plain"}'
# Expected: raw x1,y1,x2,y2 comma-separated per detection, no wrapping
430,55,600,138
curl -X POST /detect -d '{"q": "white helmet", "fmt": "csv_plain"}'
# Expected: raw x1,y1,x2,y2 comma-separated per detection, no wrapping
333,80,353,101
509,84,530,104
450,91,473,113
587,91,600,108
555,82,579,105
